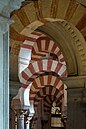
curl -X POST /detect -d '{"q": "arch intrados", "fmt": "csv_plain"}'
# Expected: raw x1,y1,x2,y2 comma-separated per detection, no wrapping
43,95,62,107
29,75,64,97
34,95,62,113
34,94,63,109
30,86,63,104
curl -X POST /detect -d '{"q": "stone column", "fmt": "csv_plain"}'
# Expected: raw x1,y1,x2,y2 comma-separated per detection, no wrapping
67,88,86,129
0,0,25,128
0,15,12,129
14,109,27,129
11,101,35,129
25,115,33,129
25,119,29,129
17,110,25,129
62,76,86,129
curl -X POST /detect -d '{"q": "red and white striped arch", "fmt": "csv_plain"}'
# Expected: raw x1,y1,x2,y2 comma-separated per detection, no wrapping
33,86,63,108
30,36,65,63
18,30,67,114
18,31,66,84
29,75,64,99
43,95,62,114
19,59,67,86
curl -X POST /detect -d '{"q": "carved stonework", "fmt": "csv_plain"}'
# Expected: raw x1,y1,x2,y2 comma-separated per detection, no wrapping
60,20,86,75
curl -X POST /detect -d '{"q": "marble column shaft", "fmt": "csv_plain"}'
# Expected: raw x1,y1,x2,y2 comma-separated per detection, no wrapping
0,16,9,129
18,114,25,129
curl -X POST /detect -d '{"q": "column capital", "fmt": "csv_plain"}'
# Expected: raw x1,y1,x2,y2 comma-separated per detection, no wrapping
0,14,13,33
1,0,24,17
16,109,27,117
0,0,24,32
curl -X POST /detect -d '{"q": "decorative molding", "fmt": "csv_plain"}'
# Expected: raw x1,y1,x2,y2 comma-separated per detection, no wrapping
60,20,86,75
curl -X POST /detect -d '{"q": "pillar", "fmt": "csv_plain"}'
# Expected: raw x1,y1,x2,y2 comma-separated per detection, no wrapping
0,15,11,129
14,109,27,129
25,115,33,129
67,88,86,129
25,119,29,129
17,111,25,129
11,100,35,129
